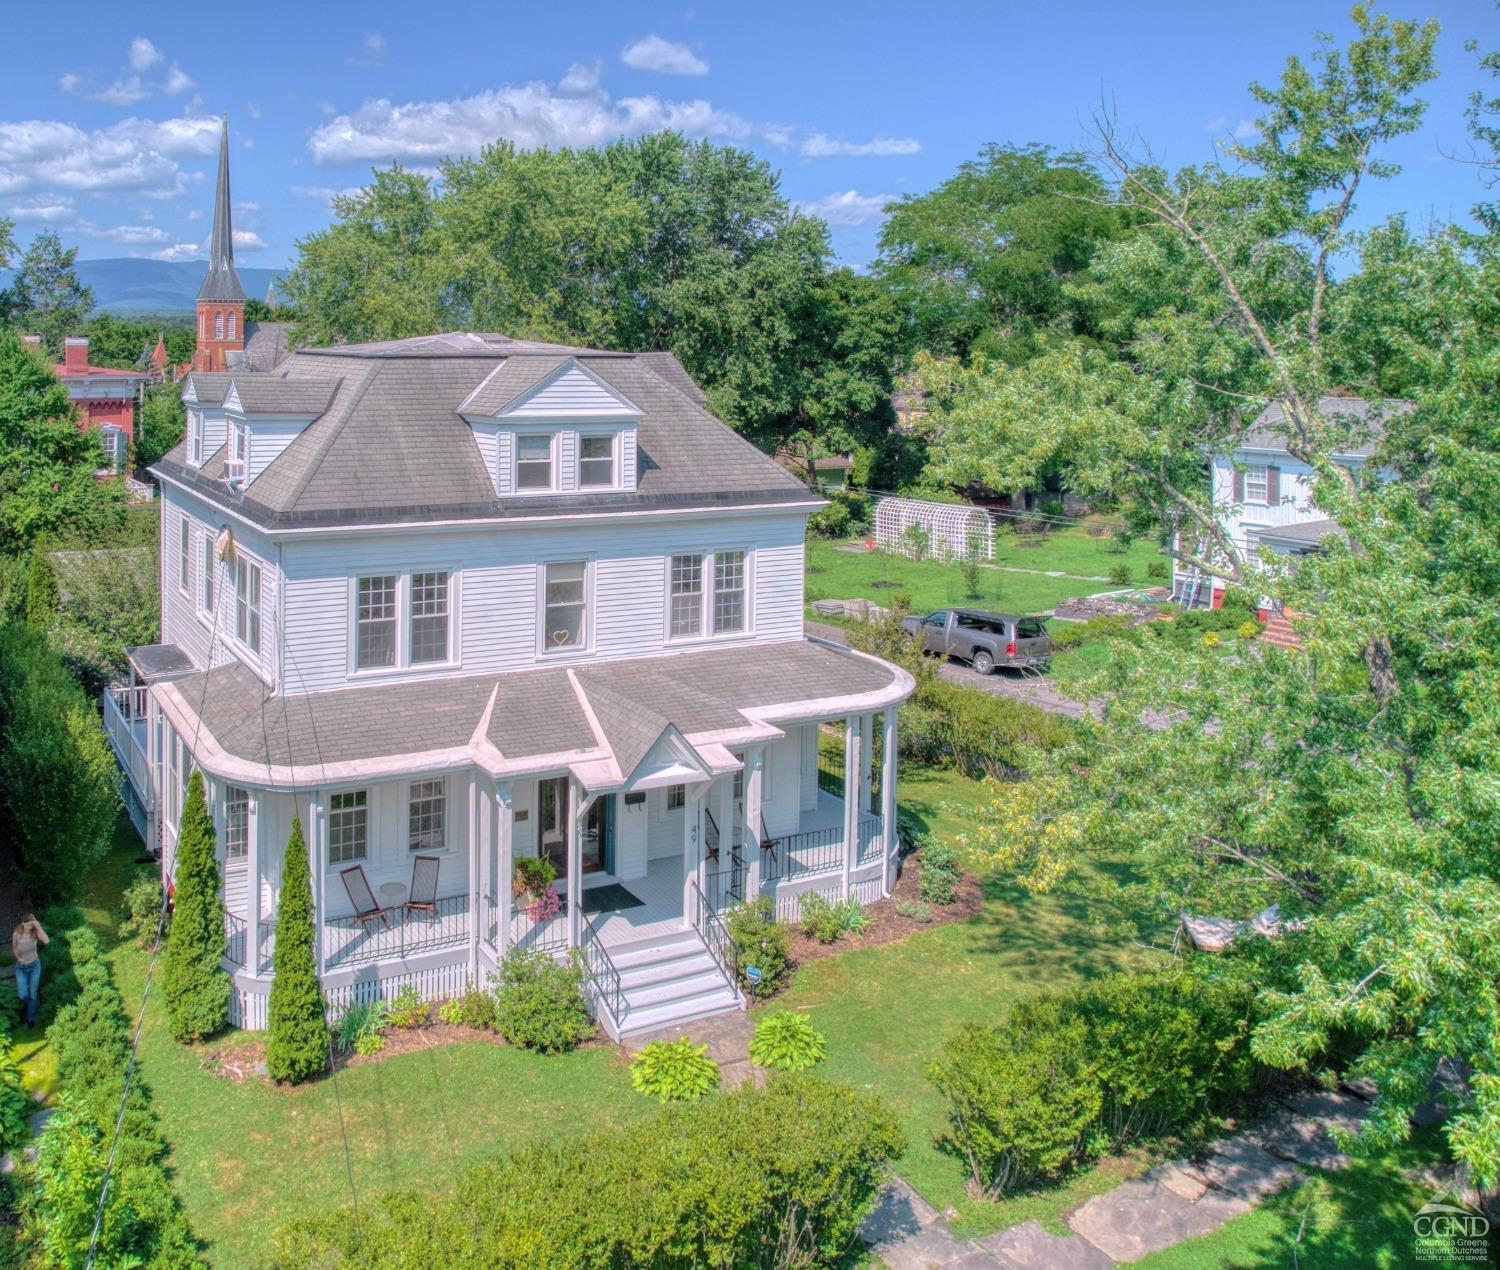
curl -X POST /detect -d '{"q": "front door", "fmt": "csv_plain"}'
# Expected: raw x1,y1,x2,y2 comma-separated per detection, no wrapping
541,779,611,877
583,795,612,875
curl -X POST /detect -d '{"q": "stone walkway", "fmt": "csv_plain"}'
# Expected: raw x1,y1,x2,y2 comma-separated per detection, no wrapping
619,1010,765,1091
859,1088,1372,1267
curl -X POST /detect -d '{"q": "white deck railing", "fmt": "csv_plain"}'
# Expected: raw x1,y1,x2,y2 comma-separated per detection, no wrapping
101,685,152,809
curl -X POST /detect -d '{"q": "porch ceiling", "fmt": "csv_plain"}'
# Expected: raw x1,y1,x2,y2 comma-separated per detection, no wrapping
157,638,912,788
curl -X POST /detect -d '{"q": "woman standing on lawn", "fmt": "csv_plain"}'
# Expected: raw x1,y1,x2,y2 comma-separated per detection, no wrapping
11,914,49,1028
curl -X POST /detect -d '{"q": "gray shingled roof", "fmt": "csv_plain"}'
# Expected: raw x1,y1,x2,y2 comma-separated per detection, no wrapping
1251,518,1348,548
239,321,292,371
155,335,813,528
1240,396,1413,458
228,375,341,416
183,371,233,407
198,119,246,303
459,355,572,416
168,640,901,772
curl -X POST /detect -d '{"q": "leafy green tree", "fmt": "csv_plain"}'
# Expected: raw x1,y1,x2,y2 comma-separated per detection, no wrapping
0,625,118,903
80,312,194,371
47,544,159,697
266,815,329,1084
6,231,94,357
876,143,1129,359
0,329,124,553
24,533,57,631
162,771,230,1043
137,382,187,471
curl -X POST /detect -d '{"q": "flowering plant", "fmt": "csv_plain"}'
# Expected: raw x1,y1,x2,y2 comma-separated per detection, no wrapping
526,883,561,923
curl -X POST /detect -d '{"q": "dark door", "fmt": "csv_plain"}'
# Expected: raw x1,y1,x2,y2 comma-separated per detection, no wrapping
583,795,612,874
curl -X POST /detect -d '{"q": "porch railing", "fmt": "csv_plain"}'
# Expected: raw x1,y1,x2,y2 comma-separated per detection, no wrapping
688,877,739,997
581,912,627,1031
321,892,470,969
257,920,276,974
507,896,568,955
761,815,885,884
705,846,746,911
101,685,152,808
224,912,246,967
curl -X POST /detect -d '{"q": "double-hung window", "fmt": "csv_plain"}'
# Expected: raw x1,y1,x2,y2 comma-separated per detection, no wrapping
542,561,587,652
666,784,686,811
227,422,247,487
235,555,262,654
328,790,367,864
516,435,553,490
668,549,748,640
1243,464,1269,504
224,785,249,861
408,779,446,852
178,518,191,593
356,575,398,669
409,572,450,664
189,411,202,465
578,435,615,488
100,426,125,473
199,535,215,615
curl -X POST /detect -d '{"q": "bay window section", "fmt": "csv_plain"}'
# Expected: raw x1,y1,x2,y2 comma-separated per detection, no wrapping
578,435,615,487
235,555,262,653
713,550,747,634
356,575,398,669
668,548,749,641
408,779,447,852
409,572,450,664
516,435,553,490
669,554,704,638
224,785,249,861
328,790,368,864
543,561,587,652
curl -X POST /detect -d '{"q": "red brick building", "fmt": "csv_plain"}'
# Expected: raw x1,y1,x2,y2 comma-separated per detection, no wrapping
25,333,147,472
193,118,247,372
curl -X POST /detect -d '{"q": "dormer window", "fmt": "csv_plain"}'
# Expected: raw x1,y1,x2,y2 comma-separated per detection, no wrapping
225,423,247,487
189,410,203,465
516,435,554,490
578,435,615,488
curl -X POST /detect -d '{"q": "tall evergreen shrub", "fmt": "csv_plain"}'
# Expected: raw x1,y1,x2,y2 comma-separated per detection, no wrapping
24,534,58,631
267,816,330,1084
161,771,229,1042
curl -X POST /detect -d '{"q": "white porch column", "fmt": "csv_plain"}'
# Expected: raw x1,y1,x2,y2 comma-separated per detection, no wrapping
467,771,480,980
246,789,262,973
842,716,861,899
744,747,765,898
567,779,585,949
881,709,898,897
860,712,875,814
716,771,734,895
308,790,325,974
682,785,704,925
495,780,513,958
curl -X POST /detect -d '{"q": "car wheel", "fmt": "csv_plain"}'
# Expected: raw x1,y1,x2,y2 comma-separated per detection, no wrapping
972,649,995,675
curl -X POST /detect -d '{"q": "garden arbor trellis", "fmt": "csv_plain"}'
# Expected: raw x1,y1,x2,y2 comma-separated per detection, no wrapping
873,497,993,562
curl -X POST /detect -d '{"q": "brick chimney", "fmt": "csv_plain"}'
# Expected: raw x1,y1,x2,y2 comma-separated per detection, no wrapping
63,335,89,373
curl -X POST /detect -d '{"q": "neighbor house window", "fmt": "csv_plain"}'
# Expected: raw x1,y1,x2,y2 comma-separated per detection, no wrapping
178,518,191,592
214,312,224,340
542,561,587,651
227,311,236,340
100,426,125,472
189,411,202,464
224,785,249,860
666,784,686,811
1244,464,1269,503
235,555,262,654
356,574,398,669
199,535,215,615
668,549,749,640
409,572,450,664
328,790,367,864
578,435,614,487
408,779,446,852
516,435,553,490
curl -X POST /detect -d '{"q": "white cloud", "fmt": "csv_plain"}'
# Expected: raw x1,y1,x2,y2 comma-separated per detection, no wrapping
364,32,385,55
151,242,201,262
291,183,366,209
163,65,195,96
0,114,220,198
348,32,386,66
621,35,708,76
795,189,896,226
246,102,263,120
129,37,164,72
95,77,153,107
1233,118,1260,141
233,229,267,251
2,194,77,224
559,61,601,95
799,133,920,158
93,223,171,245
57,73,81,94
307,76,762,165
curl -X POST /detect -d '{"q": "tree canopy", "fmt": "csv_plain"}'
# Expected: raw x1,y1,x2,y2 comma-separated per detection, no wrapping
4,232,94,358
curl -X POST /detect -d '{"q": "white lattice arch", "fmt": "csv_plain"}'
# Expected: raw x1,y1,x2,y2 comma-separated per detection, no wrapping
872,497,993,561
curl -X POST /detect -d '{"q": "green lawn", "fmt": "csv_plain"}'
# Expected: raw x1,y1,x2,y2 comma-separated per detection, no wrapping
805,525,1165,618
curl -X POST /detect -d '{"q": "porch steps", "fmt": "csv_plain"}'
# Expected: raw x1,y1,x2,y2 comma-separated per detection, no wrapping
607,930,742,1038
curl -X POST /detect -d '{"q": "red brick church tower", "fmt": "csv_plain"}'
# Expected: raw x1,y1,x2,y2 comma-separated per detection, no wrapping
192,117,246,372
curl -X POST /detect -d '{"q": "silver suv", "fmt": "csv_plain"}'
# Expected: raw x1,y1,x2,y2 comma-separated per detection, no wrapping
899,608,1053,674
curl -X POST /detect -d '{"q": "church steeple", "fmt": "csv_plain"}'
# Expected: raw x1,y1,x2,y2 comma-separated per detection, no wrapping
193,115,247,372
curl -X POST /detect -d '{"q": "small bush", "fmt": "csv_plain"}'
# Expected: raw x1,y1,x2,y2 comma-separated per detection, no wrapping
808,491,871,539
1108,563,1132,586
724,896,792,998
455,985,498,1031
837,896,870,935
493,949,593,1053
334,1000,389,1055
0,1030,30,1151
630,1037,720,1103
1049,613,1135,651
798,891,841,943
895,899,934,923
749,1012,827,1072
1203,630,1221,648
918,841,962,906
437,997,465,1027
118,869,164,948
387,984,427,1029
1146,560,1169,580
1237,620,1261,641
895,676,1072,781
512,856,556,897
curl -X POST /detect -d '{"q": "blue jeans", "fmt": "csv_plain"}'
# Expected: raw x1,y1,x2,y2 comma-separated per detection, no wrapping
14,960,40,1027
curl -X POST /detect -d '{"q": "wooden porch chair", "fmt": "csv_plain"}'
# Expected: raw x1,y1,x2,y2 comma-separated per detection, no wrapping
754,811,780,864
340,865,392,931
405,854,441,923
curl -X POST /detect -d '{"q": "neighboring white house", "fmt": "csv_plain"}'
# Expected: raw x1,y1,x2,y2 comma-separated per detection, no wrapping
1172,395,1410,610
101,331,914,1038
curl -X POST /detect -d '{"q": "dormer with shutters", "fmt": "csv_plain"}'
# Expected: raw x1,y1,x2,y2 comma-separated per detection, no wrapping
221,376,340,489
460,357,641,496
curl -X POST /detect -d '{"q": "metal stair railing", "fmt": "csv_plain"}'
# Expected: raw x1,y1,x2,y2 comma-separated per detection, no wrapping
688,876,741,1003
581,911,627,1031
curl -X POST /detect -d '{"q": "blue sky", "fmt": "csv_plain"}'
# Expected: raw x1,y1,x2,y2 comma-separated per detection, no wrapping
2,0,1496,272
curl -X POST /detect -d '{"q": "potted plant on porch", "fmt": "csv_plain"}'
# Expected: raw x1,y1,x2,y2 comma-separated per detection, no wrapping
513,857,561,923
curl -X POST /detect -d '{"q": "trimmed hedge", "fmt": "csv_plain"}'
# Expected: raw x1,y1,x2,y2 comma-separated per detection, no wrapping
929,971,1259,1198
900,676,1072,780
275,1075,904,1267
32,928,201,1266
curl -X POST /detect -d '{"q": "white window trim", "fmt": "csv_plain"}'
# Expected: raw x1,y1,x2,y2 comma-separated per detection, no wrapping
327,788,369,866
576,430,620,490
223,784,250,864
197,531,215,622
407,776,451,855
513,432,557,493
536,557,593,659
664,546,754,645
231,551,265,660
346,570,461,678
189,410,203,466
1243,463,1270,505
178,515,192,595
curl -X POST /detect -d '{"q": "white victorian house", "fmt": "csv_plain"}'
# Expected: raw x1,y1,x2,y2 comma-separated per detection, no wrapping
102,331,913,1037
1171,395,1409,610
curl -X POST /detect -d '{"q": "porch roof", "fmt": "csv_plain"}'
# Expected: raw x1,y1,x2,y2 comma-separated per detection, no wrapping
155,638,911,789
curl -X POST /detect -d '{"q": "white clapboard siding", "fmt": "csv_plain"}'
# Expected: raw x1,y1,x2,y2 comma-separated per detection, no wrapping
763,731,803,838
245,419,314,484
279,509,810,693
501,363,636,417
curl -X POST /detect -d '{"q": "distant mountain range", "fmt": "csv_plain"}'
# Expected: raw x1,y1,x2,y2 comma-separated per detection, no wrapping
0,258,287,314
